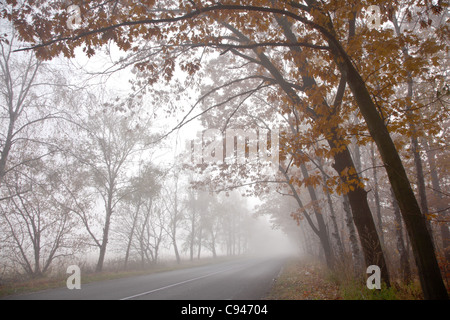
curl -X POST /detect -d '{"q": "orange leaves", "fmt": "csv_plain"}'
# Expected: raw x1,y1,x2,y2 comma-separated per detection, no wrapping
425,212,438,222
302,173,322,189
325,172,357,196
290,211,303,226
314,146,330,158
340,166,356,178
180,61,201,76
320,166,365,195
335,180,363,195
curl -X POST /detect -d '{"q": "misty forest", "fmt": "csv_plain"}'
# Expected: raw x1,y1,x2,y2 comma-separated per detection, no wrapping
0,0,449,300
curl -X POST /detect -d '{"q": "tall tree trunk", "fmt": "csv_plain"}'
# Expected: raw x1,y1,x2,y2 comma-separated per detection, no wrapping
96,213,111,273
322,171,345,259
299,162,335,269
343,194,364,275
329,134,389,285
172,182,181,264
138,203,152,268
280,163,333,268
351,115,362,173
124,202,141,269
391,188,412,284
411,131,430,228
173,239,181,264
197,226,202,259
96,188,113,273
371,143,385,246
172,211,181,264
190,214,195,261
210,230,217,258
0,115,16,187
33,231,42,278
422,137,450,261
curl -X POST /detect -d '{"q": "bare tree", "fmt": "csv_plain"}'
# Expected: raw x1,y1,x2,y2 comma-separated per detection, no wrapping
161,170,184,264
0,161,80,278
63,101,154,272
0,31,64,190
115,164,162,268
134,198,167,266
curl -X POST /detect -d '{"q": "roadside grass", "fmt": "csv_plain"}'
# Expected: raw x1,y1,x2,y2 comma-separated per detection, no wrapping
0,256,236,298
265,258,341,300
266,257,424,300
337,280,423,300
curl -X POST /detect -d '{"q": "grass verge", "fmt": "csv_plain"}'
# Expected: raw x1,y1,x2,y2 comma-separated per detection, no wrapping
265,257,425,300
265,258,341,300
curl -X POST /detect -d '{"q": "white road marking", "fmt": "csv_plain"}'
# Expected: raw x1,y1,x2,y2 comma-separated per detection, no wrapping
120,262,253,300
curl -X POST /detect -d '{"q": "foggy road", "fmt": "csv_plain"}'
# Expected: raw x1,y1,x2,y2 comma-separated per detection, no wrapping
3,256,288,300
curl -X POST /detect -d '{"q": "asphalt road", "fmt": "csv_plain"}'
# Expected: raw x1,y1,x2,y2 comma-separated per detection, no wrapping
3,256,287,300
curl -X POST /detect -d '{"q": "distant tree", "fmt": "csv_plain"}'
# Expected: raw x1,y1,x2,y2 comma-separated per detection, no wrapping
116,163,162,268
64,101,154,272
0,158,81,278
161,169,184,264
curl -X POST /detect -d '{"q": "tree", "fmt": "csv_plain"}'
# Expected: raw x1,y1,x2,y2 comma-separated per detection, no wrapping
0,29,64,190
391,187,412,284
219,191,250,256
422,135,450,262
201,193,224,259
183,187,211,261
116,163,162,268
0,158,81,277
161,169,184,264
0,33,39,187
63,99,153,272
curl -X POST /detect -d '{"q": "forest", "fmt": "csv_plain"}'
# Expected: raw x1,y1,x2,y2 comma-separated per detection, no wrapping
0,0,448,300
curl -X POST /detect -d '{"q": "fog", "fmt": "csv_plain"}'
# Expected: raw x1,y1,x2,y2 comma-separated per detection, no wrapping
245,217,300,258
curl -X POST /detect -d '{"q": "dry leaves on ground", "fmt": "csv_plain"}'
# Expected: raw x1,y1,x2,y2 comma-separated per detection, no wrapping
266,258,341,300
